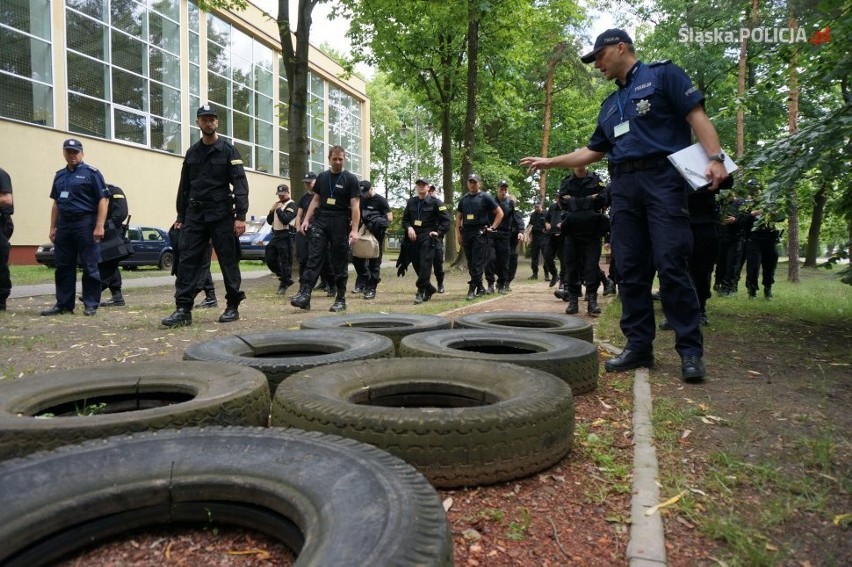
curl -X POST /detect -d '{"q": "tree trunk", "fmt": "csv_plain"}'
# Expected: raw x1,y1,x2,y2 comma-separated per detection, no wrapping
540,45,563,203
803,183,827,267
277,0,315,201
786,15,800,283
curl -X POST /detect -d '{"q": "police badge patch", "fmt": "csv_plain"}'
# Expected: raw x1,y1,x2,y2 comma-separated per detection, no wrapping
636,99,651,116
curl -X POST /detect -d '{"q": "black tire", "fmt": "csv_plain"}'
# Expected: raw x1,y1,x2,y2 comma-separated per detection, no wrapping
454,311,594,343
183,330,395,393
158,250,174,270
300,314,451,352
0,362,270,461
0,427,452,566
271,359,574,488
399,329,599,395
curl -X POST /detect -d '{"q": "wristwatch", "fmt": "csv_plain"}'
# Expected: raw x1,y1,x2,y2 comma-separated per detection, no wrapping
708,152,726,163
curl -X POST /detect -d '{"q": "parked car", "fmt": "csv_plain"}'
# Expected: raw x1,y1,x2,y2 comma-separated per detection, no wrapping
35,226,174,270
239,219,272,261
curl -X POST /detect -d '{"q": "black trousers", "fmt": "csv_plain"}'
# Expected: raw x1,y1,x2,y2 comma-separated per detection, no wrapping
99,258,122,295
529,234,545,275
352,234,384,291
688,223,718,313
563,235,602,295
266,231,294,287
410,233,439,290
508,236,519,283
175,215,243,310
54,215,101,310
300,212,351,293
0,216,12,305
714,235,744,291
462,229,489,289
746,237,778,292
489,232,511,287
432,237,445,284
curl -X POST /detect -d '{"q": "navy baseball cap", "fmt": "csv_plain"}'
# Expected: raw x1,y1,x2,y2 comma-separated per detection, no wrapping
303,172,317,181
581,29,633,64
276,184,290,195
63,138,83,151
359,180,372,192
467,173,482,183
196,104,218,117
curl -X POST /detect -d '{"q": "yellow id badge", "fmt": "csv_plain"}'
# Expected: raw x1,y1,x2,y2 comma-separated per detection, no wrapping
466,214,475,220
326,198,336,205
414,220,423,227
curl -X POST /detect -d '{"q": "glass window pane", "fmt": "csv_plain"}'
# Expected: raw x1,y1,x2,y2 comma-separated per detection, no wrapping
150,82,180,120
232,81,250,114
255,65,272,96
112,67,146,110
114,107,147,145
207,71,228,106
230,30,252,68
4,0,52,38
232,111,250,142
111,31,146,75
149,47,179,88
231,54,251,88
310,72,323,97
188,30,199,64
0,73,53,125
187,0,199,29
255,118,272,148
255,93,272,123
148,0,179,21
69,92,109,137
279,153,289,179
67,52,108,98
149,11,179,55
151,117,180,153
214,106,229,136
207,14,229,46
66,0,106,22
189,64,199,96
66,10,107,60
207,39,229,77
0,28,51,81
279,127,289,154
110,0,146,37
256,146,272,173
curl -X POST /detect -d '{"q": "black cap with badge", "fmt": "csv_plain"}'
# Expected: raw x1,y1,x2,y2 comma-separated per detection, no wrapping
303,172,317,181
467,173,482,183
62,138,83,151
359,180,372,193
197,104,218,117
580,29,633,64
276,184,290,195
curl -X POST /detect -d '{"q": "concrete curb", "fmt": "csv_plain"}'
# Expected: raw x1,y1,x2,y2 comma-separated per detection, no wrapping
627,367,667,566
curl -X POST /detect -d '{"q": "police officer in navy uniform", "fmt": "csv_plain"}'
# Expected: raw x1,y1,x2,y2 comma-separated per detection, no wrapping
266,184,298,296
290,145,361,312
353,180,392,300
0,167,14,311
522,29,728,382
98,184,129,307
403,178,452,304
42,139,109,317
162,104,249,327
456,173,503,300
427,184,447,292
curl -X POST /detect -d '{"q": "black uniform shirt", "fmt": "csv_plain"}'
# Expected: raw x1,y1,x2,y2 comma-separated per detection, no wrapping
0,167,12,216
104,185,129,240
176,136,249,223
314,170,360,212
360,193,391,219
494,197,516,234
529,210,547,235
457,192,498,229
403,195,451,236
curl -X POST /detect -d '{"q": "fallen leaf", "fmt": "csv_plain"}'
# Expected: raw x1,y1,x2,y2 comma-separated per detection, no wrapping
681,429,692,440
833,513,852,527
747,370,762,376
765,543,778,552
463,528,482,541
645,491,687,516
443,497,454,512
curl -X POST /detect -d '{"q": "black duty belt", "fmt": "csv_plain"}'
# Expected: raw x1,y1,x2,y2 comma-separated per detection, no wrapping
59,212,95,221
318,209,350,217
608,156,670,176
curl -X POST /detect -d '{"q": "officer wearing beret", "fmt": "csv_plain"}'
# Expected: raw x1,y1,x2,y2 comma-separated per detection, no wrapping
42,139,109,317
456,173,503,300
522,29,728,382
403,178,452,304
266,184,298,296
162,104,249,327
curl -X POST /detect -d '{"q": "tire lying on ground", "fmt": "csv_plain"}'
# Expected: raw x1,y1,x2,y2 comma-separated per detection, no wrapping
0,427,453,566
271,359,574,488
300,313,451,352
183,330,395,392
399,329,599,395
453,311,594,343
0,362,270,461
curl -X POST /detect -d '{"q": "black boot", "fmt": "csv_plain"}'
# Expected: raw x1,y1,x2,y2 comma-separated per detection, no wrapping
100,292,125,307
196,292,217,308
587,293,601,315
436,276,445,294
162,308,192,328
329,293,347,312
565,294,579,315
290,285,312,310
603,278,616,296
466,284,477,301
276,282,290,295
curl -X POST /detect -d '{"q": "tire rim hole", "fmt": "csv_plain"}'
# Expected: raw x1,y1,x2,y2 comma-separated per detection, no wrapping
344,322,411,329
253,347,345,358
352,384,496,408
448,343,541,355
33,392,194,417
484,320,560,329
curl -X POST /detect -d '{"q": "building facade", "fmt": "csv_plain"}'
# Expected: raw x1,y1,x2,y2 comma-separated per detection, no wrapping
0,0,369,262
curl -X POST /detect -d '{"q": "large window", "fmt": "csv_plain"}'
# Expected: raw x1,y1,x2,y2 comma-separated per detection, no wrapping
206,14,274,172
277,57,289,177
188,0,200,145
328,84,362,176
64,0,182,153
0,0,53,126
307,71,325,175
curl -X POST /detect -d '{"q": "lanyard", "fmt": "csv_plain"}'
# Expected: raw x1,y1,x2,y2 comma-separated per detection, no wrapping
416,199,424,219
328,173,341,198
615,63,640,122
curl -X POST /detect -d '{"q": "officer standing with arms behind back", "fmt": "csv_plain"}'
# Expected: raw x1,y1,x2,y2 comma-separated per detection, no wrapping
266,184,298,296
42,139,109,317
162,104,249,327
0,167,13,311
290,145,361,312
403,178,452,304
521,29,728,382
456,173,503,300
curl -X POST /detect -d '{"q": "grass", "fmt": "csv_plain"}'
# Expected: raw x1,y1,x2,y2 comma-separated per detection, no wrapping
9,261,273,286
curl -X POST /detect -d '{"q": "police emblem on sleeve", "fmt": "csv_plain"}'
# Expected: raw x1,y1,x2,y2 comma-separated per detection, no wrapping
636,99,651,116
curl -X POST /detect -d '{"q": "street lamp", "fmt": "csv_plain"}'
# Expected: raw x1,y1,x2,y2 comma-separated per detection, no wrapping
401,116,432,196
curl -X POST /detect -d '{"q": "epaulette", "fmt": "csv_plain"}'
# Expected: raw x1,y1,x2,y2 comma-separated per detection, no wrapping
648,60,672,67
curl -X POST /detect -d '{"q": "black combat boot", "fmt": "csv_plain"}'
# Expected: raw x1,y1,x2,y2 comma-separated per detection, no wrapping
329,293,347,312
196,292,217,308
466,284,477,301
763,287,772,300
587,293,601,315
436,276,445,294
565,294,579,315
276,282,290,295
290,285,312,310
162,308,192,328
100,292,125,307
363,288,376,300
603,277,616,296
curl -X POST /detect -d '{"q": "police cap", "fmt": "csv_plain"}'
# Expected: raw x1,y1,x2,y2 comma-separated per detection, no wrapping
581,29,633,64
